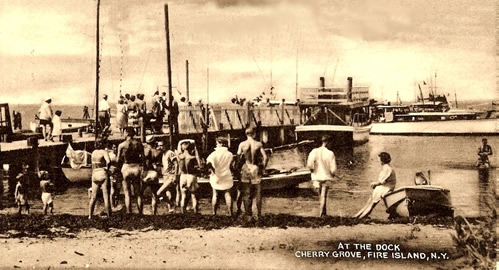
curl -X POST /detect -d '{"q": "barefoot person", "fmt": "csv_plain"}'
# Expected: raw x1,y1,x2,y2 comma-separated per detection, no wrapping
157,141,178,213
89,141,111,219
306,135,337,217
207,136,234,216
354,152,396,219
39,171,55,215
141,136,163,215
178,139,202,214
117,127,145,214
237,127,268,219
108,144,122,208
14,173,30,215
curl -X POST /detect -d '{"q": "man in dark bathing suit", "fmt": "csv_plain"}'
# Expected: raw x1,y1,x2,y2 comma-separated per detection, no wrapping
89,140,111,219
117,128,145,214
236,127,268,219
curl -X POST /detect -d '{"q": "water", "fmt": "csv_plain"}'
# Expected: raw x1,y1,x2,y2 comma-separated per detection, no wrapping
1,133,496,219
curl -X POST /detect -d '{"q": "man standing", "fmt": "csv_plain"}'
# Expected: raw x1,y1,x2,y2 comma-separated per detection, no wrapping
170,96,179,135
117,128,145,214
206,136,234,216
477,138,493,167
141,135,163,215
98,94,111,133
307,135,337,217
38,97,54,141
237,127,268,219
89,140,111,219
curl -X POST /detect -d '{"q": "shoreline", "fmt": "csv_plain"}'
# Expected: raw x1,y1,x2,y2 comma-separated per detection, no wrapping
0,213,478,269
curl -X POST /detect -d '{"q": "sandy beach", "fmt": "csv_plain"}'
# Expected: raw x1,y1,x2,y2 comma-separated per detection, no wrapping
0,214,479,269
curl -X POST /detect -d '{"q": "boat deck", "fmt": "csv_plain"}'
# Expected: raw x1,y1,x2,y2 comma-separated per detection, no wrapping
371,119,499,136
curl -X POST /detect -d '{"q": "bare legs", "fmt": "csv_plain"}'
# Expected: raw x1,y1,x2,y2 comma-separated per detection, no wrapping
353,197,378,219
122,174,143,215
88,180,111,219
241,183,262,218
212,189,232,216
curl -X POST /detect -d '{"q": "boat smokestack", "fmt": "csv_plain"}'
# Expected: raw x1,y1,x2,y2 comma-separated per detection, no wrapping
319,77,325,88
347,77,353,102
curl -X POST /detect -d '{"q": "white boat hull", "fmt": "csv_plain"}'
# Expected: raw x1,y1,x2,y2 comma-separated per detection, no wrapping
295,124,371,146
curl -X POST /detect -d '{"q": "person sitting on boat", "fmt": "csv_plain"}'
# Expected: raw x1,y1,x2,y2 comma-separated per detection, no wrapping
236,127,268,219
141,135,163,215
476,138,493,168
14,173,30,215
207,136,234,216
414,172,429,185
118,127,145,214
353,152,396,219
157,140,178,213
178,139,202,214
89,140,111,219
307,135,337,218
39,171,55,215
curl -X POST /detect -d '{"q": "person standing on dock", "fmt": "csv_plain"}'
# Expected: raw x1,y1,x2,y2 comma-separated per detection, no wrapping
353,152,396,219
476,138,493,168
207,136,234,216
38,97,54,141
52,110,62,142
141,136,162,215
306,135,337,218
170,96,179,135
237,127,268,219
118,128,145,214
98,94,111,133
89,140,111,219
83,106,90,119
115,99,128,135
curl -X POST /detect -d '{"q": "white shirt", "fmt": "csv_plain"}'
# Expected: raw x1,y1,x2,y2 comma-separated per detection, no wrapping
307,146,337,181
377,164,396,190
206,146,233,190
39,102,53,120
99,99,110,112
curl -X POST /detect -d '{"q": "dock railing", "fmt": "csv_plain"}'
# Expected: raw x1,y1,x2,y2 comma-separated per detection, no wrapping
178,104,301,134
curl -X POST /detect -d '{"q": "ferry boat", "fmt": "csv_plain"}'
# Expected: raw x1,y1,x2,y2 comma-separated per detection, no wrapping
296,77,372,147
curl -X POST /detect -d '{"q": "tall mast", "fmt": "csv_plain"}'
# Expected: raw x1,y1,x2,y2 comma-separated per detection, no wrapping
164,4,174,150
186,60,190,101
95,0,100,139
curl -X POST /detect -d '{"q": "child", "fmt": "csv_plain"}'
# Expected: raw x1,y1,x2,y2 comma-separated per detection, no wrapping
52,110,62,141
39,171,55,215
14,173,30,215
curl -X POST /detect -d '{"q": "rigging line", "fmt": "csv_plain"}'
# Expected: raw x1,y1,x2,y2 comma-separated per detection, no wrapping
119,33,124,96
137,48,152,92
244,41,268,86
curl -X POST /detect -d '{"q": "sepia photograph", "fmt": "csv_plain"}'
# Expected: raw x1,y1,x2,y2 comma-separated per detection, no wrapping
0,0,497,269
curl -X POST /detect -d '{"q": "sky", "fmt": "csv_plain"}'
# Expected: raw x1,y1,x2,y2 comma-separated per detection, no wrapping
0,0,496,105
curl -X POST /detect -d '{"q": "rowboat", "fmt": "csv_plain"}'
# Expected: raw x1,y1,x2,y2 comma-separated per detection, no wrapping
382,185,453,218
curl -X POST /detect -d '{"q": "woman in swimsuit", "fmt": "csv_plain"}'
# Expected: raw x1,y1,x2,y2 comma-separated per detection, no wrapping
89,141,111,219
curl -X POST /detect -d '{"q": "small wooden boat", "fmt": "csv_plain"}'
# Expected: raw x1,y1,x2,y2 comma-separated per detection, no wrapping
196,168,311,191
61,145,92,183
382,186,453,218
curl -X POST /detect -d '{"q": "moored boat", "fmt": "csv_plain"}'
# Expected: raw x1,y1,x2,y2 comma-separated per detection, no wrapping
296,77,372,147
382,185,453,218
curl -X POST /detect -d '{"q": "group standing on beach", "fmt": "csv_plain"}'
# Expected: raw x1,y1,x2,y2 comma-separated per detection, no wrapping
83,126,268,219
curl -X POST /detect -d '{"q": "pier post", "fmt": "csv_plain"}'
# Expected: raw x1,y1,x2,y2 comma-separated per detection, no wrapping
140,118,145,142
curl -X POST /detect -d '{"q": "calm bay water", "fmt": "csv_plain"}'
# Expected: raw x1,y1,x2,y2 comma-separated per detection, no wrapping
1,134,496,219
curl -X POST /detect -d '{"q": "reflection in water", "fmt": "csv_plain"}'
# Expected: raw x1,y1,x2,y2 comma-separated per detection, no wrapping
0,135,496,219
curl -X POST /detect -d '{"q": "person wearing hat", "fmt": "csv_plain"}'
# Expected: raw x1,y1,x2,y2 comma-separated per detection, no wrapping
306,135,337,218
14,173,30,215
38,97,54,141
353,152,397,219
141,135,163,215
98,94,111,133
117,127,145,214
